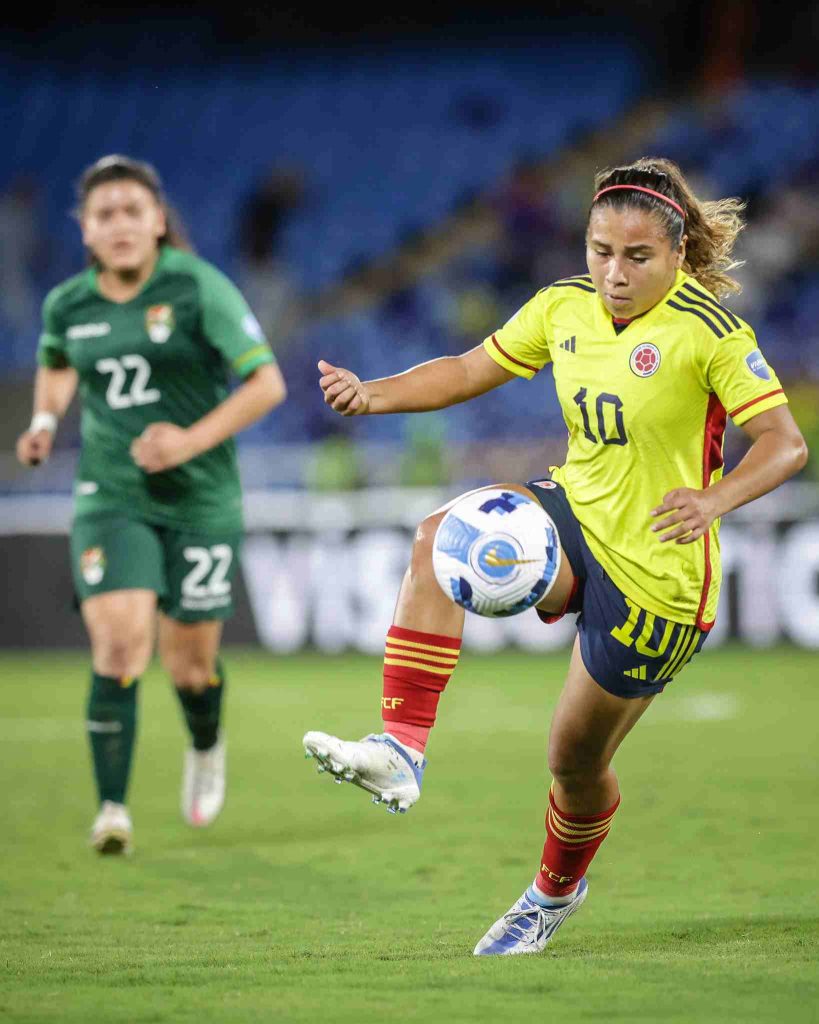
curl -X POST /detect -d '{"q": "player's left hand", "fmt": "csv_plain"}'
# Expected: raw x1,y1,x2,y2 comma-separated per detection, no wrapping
130,423,197,473
650,487,719,544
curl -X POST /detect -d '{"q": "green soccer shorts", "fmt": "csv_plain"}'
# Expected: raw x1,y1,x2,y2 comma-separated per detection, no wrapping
70,514,243,622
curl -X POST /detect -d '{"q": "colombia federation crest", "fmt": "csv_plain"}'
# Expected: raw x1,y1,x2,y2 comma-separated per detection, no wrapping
629,343,661,378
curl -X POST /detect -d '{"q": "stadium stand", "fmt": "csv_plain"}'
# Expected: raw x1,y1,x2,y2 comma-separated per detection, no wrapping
3,52,818,476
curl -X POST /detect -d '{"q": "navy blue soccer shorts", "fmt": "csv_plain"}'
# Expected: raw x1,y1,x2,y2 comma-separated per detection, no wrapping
526,478,708,699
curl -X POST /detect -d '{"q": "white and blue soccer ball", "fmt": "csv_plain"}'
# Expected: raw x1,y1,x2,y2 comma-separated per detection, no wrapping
432,488,561,617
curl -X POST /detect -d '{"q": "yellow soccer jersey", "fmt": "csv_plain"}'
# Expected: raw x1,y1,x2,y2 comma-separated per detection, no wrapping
483,269,788,629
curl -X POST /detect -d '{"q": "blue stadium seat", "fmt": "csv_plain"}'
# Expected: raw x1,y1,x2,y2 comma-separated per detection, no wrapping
18,49,817,447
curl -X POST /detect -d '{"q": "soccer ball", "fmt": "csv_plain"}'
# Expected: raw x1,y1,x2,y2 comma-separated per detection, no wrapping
432,488,561,617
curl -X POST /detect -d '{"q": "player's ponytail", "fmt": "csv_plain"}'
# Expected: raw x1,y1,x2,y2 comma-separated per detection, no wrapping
76,154,193,254
590,157,746,299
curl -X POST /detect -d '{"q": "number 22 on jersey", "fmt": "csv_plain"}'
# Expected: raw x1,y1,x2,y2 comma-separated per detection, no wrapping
96,354,160,409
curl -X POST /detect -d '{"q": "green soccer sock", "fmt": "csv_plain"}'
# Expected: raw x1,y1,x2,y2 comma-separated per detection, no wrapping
174,660,225,751
86,673,139,805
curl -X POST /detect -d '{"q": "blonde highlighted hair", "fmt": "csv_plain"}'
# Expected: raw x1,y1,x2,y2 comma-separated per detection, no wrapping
591,157,745,299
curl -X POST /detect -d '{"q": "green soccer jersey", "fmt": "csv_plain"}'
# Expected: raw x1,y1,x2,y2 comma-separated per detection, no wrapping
37,246,276,533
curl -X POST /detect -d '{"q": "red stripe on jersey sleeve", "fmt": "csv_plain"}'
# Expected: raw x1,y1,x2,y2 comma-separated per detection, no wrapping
729,388,784,418
491,334,540,374
696,394,727,631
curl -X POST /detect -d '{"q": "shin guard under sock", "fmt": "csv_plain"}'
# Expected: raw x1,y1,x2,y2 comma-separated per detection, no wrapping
86,672,139,805
381,626,461,751
536,785,621,897
174,660,225,752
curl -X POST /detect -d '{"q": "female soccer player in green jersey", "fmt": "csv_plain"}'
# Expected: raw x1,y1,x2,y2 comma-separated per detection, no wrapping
16,155,286,854
303,157,808,955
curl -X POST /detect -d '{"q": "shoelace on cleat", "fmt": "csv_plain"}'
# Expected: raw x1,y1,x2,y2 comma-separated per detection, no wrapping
501,901,562,944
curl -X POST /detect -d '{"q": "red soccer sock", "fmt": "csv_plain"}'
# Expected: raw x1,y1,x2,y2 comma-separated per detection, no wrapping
385,722,431,754
381,625,461,753
536,785,621,897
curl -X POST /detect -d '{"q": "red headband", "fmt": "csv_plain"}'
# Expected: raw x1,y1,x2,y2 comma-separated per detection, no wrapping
593,185,685,219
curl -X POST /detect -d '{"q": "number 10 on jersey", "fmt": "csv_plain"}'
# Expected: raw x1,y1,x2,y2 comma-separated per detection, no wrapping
573,388,627,446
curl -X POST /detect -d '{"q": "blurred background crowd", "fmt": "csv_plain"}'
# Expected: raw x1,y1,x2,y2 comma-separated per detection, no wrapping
3,0,819,492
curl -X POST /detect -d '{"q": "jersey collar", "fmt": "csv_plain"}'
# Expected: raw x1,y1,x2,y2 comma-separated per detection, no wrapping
91,245,168,305
593,268,689,338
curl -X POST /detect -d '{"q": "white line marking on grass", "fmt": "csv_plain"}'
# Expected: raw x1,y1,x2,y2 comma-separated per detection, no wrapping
0,718,79,741
647,693,741,724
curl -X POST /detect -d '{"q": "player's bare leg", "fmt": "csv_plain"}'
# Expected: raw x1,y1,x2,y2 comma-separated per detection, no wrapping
82,589,156,854
548,636,654,815
474,638,655,955
158,617,226,827
303,484,576,811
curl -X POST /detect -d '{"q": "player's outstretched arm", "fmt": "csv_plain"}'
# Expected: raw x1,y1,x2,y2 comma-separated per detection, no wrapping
16,366,79,467
651,406,808,544
318,345,515,416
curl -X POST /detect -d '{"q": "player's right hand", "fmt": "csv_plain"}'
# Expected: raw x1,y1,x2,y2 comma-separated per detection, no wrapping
318,359,371,416
16,429,54,467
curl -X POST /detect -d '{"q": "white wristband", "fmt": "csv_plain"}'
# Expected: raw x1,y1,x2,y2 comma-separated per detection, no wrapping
30,412,58,435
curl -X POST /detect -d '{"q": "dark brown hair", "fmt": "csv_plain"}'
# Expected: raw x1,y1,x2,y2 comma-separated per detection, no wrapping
590,157,745,298
76,154,192,254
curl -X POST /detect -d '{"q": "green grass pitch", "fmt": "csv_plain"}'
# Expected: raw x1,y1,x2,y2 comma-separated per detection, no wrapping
1,644,818,1023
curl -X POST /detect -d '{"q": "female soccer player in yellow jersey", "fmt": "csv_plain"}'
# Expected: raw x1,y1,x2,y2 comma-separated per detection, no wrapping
16,156,287,854
303,157,808,955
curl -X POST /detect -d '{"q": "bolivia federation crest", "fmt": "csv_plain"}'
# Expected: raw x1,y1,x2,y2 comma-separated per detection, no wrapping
629,343,661,378
146,304,174,344
80,547,106,586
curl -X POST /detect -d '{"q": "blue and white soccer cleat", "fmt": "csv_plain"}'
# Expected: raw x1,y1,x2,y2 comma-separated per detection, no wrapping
472,877,589,956
302,731,425,814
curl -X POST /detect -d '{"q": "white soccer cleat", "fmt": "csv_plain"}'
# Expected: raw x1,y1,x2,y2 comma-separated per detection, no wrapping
302,731,425,814
90,800,133,855
182,738,226,827
473,877,589,956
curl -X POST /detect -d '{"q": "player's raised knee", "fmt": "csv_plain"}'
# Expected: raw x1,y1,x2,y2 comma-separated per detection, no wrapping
414,510,446,552
410,484,531,563
408,510,447,575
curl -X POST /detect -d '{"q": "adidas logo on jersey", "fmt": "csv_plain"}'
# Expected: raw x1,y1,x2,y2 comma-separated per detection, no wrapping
559,336,576,353
624,665,648,680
